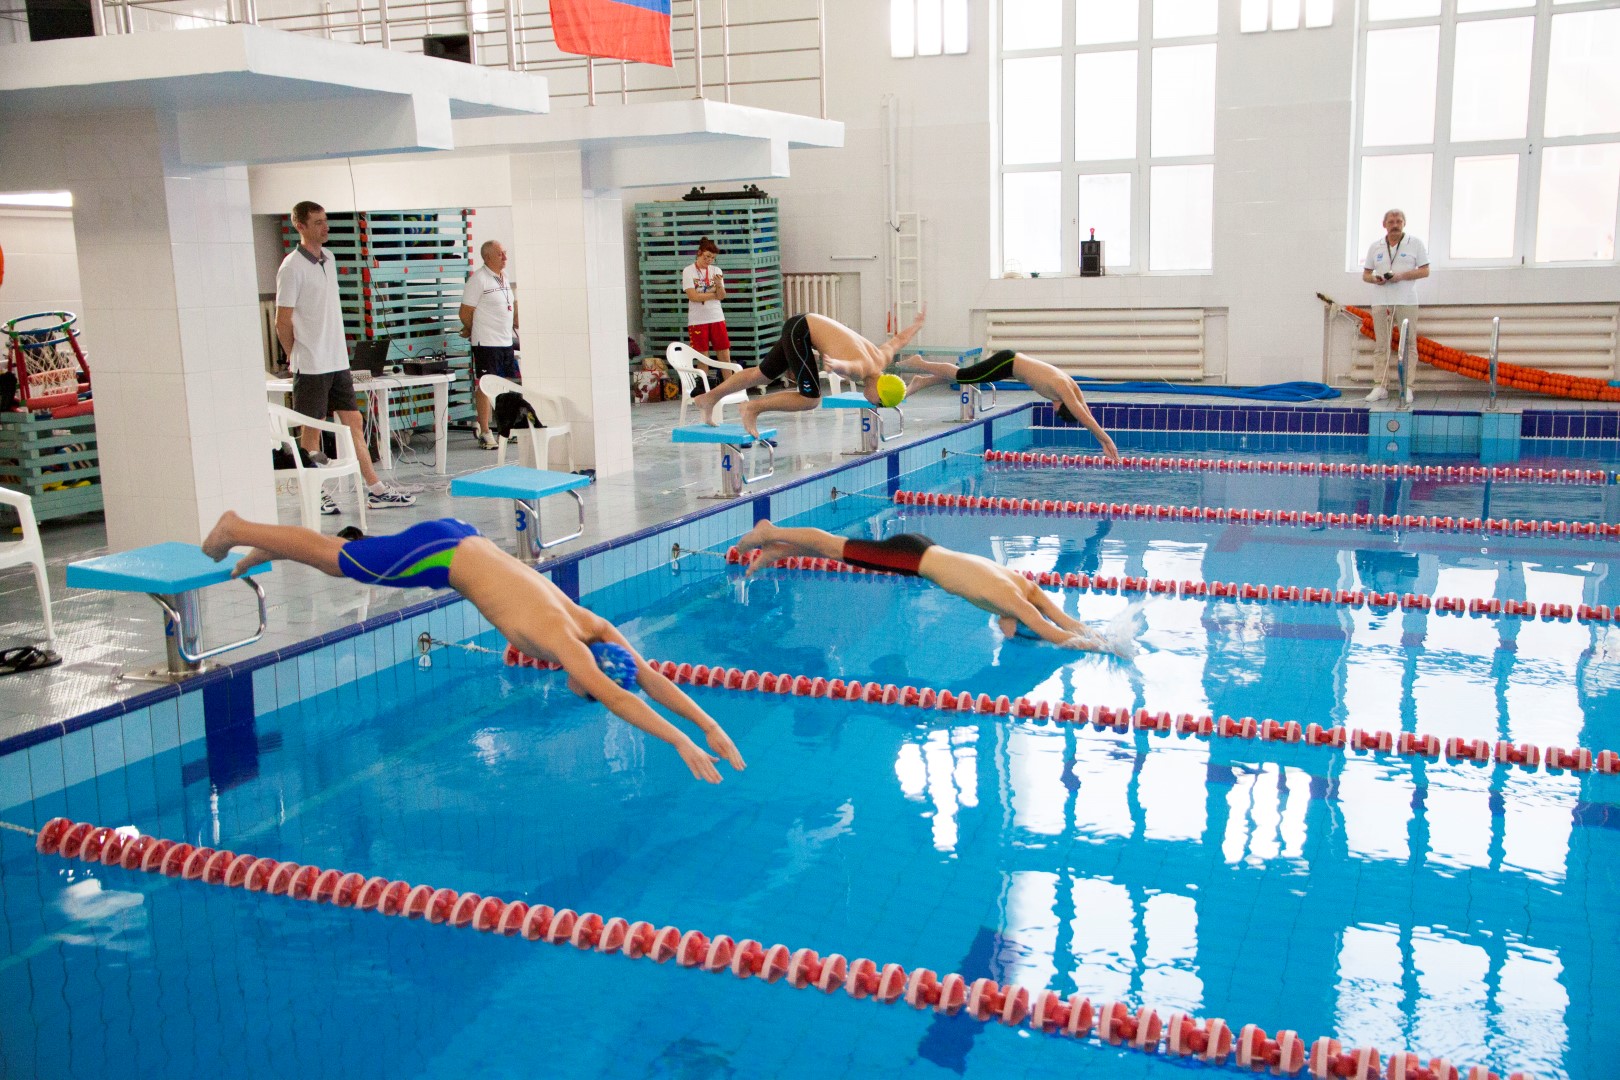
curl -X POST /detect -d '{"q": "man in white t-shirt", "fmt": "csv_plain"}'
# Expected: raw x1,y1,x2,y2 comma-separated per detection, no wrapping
681,237,729,370
458,239,519,450
274,200,414,511
1361,208,1430,403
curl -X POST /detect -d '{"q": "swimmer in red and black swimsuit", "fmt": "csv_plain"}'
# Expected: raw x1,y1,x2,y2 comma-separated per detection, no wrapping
736,521,1136,656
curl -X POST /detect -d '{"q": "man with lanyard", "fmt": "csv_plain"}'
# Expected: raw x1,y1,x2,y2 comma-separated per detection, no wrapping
682,238,730,372
275,200,415,512
460,239,520,449
1361,208,1429,403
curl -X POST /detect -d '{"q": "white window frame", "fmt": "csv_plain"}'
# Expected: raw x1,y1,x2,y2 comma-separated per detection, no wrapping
997,1,1218,276
1351,0,1620,269
891,0,971,58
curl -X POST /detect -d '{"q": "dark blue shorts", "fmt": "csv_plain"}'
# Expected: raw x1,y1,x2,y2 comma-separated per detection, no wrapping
471,345,520,382
337,518,481,590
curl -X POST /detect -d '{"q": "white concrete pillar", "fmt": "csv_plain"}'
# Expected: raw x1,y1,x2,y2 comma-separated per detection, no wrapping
64,110,275,548
509,150,634,475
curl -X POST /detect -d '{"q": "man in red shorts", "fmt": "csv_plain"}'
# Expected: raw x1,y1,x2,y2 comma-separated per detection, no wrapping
683,237,730,369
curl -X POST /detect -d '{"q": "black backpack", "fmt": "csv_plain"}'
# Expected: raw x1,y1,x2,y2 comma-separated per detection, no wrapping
493,391,543,438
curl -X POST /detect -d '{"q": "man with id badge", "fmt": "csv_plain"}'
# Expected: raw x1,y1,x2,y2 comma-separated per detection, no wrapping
1361,209,1429,403
460,239,519,449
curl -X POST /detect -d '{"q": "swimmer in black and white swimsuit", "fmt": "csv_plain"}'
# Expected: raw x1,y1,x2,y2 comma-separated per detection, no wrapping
734,520,1137,656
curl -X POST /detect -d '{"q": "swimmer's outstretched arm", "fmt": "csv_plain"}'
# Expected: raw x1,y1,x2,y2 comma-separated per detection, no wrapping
551,636,732,784
600,627,746,773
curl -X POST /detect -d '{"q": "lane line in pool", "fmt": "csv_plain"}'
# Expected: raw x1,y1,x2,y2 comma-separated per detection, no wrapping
722,546,1616,626
637,659,1619,779
983,450,1614,487
892,489,1620,542
27,817,1536,1080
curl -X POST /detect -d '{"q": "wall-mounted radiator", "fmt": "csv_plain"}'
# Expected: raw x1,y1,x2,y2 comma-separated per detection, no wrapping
783,273,841,323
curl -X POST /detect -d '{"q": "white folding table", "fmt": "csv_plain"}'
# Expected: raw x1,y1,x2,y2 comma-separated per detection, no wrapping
267,372,457,474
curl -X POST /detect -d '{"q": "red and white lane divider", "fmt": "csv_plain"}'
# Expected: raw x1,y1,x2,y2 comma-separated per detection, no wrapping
643,658,1619,779
892,489,1619,542
722,547,1617,627
983,450,1613,487
28,817,1534,1080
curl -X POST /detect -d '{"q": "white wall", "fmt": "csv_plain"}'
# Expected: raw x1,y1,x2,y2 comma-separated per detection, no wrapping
0,207,83,330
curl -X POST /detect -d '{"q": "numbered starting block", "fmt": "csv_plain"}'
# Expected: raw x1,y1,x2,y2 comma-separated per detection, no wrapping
671,423,777,498
65,543,271,682
821,392,904,454
450,465,589,562
952,382,999,422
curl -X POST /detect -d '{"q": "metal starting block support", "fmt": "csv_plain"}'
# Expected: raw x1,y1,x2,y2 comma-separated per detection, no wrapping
953,382,999,421
450,465,591,562
821,392,905,454
672,423,778,498
65,542,271,682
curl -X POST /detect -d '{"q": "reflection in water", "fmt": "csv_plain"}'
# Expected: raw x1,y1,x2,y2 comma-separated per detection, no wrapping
894,725,978,851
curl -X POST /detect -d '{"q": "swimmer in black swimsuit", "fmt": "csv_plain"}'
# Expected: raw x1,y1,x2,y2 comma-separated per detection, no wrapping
202,512,746,783
735,521,1133,655
693,308,929,436
895,348,1120,462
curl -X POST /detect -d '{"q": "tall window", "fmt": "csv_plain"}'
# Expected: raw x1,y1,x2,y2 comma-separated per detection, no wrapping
999,0,1218,276
1354,0,1620,267
892,0,970,57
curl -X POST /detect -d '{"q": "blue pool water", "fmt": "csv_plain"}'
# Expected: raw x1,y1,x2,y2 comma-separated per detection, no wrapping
2,427,1616,1080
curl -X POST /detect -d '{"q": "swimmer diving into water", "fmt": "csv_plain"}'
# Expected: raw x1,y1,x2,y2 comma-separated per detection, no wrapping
894,349,1121,463
202,513,746,783
735,521,1141,656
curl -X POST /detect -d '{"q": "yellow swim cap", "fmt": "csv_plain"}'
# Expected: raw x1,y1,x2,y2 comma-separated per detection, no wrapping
877,373,907,408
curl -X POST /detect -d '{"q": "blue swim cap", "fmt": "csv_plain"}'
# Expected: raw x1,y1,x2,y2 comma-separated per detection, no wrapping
589,642,639,691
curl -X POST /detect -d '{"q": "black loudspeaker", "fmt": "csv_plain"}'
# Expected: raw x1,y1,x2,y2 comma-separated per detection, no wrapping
26,0,95,40
423,33,473,64
1080,239,1105,277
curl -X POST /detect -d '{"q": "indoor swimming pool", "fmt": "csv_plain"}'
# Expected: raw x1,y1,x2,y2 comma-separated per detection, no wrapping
2,411,1615,1080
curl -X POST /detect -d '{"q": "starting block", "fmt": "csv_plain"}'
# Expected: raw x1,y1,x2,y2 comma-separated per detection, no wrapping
952,382,999,421
65,542,271,682
450,465,589,562
671,423,777,498
821,392,904,454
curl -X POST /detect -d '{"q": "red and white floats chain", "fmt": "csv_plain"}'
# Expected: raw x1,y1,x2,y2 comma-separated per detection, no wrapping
983,450,1612,487
28,817,1534,1080
892,489,1620,543
722,546,1619,627
643,656,1619,778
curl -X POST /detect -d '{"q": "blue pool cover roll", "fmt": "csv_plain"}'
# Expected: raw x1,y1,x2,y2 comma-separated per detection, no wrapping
981,378,1341,403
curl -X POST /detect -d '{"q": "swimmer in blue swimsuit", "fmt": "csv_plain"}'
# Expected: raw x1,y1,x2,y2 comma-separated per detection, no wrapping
735,521,1136,655
203,512,746,783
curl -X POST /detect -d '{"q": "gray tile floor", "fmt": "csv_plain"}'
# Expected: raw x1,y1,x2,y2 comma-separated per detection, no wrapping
0,385,1587,739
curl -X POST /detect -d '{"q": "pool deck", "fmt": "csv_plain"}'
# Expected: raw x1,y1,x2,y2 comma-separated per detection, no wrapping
0,386,1605,744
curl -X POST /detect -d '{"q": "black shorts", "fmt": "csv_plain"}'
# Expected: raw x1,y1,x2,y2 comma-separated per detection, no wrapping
757,314,820,398
471,345,519,382
291,369,358,418
954,349,1017,385
841,533,936,576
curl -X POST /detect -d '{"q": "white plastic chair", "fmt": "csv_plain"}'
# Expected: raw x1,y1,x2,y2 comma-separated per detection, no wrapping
269,403,368,531
480,374,575,472
0,486,54,648
666,342,746,424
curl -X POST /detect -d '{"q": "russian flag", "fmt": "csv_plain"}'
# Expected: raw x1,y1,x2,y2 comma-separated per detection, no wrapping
550,0,673,68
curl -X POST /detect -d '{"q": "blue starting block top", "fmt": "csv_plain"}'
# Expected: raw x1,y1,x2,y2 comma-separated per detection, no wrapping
672,423,777,446
451,465,591,501
66,542,272,594
821,392,888,410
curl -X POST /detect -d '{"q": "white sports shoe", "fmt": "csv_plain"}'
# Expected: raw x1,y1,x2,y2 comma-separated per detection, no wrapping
1365,386,1389,402
367,485,417,509
320,491,340,516
478,430,499,450
1402,387,1414,405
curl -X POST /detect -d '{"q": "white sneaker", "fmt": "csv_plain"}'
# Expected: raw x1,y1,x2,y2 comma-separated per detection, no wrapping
367,485,417,509
1365,386,1388,403
478,430,499,451
320,491,340,516
1402,387,1414,405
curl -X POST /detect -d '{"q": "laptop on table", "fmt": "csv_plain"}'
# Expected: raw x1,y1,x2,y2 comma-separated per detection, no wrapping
350,338,392,376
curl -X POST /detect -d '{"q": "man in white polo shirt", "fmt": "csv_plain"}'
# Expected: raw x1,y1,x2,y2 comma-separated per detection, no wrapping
1361,208,1430,403
459,239,519,450
275,200,414,511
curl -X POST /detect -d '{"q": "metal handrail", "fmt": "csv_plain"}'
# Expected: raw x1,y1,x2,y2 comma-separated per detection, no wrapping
147,576,269,665
82,0,828,117
1487,316,1501,411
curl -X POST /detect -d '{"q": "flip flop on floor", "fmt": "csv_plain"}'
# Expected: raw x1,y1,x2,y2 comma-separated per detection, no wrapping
0,645,62,677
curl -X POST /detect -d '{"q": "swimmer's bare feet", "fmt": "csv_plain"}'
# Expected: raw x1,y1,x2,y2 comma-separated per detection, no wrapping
739,400,762,438
231,548,273,579
202,511,239,562
736,520,775,552
697,391,718,426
